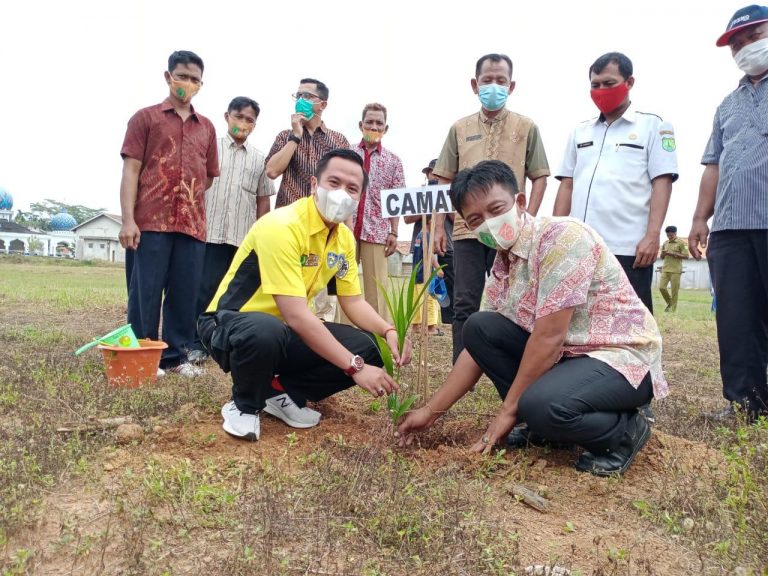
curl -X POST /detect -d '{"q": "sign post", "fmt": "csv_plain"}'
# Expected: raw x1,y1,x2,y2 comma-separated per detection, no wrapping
381,184,454,405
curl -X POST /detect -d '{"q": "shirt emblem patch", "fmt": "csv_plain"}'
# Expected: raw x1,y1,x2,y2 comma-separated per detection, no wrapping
661,136,676,152
301,253,319,267
327,252,343,268
336,258,350,279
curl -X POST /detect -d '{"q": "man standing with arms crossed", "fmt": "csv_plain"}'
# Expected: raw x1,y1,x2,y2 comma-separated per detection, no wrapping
432,53,550,362
691,5,768,421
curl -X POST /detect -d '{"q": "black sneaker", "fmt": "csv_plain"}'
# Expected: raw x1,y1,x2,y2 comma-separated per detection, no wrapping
574,411,651,476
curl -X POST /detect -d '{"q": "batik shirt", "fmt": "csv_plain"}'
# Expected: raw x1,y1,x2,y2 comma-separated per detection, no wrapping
482,214,668,398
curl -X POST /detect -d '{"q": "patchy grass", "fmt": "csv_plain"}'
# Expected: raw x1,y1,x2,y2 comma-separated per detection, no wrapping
1,259,767,575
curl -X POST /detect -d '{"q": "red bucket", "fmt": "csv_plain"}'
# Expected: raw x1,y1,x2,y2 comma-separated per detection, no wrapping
98,339,168,388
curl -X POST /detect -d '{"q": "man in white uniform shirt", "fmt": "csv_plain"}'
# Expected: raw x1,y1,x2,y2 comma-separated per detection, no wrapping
553,52,678,314
189,96,275,364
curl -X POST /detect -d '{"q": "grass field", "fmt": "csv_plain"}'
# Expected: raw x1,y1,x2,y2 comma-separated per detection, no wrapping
0,256,766,575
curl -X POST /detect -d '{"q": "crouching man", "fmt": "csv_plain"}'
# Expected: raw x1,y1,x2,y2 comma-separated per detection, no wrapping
199,149,411,440
398,160,667,476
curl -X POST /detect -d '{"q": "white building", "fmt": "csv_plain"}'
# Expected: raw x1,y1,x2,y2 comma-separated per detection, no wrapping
72,213,125,263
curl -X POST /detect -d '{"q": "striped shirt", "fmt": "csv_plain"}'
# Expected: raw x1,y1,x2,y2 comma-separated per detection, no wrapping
266,123,350,208
702,75,768,232
205,134,275,247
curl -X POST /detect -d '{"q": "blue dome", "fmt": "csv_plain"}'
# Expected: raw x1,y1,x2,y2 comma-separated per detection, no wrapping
50,211,77,231
0,189,12,211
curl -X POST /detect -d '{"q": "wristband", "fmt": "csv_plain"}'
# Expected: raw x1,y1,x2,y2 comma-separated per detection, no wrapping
288,134,301,145
383,326,397,338
388,232,398,237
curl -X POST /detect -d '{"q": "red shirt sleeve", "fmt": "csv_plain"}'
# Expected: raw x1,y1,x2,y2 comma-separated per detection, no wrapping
205,119,220,178
120,110,149,162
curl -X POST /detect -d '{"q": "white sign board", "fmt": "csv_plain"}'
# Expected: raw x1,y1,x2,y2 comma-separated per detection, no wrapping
380,185,454,218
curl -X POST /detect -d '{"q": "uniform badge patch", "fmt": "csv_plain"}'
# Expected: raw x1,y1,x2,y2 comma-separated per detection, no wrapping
661,136,676,152
659,129,674,135
336,258,349,279
628,133,638,140
327,252,340,268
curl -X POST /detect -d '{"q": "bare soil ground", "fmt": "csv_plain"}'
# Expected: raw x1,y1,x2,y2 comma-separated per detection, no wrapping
1,260,765,575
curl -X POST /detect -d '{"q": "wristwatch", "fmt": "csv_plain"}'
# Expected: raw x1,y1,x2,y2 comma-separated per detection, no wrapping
288,134,301,145
343,354,365,376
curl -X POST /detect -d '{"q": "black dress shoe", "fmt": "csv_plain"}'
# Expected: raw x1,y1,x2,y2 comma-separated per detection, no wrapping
506,424,574,450
575,412,651,477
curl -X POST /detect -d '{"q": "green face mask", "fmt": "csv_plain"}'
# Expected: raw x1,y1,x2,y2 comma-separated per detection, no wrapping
295,98,314,120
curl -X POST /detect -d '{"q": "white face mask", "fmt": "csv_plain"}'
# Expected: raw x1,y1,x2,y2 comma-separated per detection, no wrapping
734,37,768,76
471,206,523,250
314,186,359,223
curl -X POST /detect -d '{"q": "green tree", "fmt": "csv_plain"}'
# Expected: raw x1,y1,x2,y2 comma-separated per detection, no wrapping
14,200,105,231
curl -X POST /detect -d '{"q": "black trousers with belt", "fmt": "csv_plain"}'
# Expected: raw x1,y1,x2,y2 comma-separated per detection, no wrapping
198,311,384,414
707,229,768,416
463,311,653,454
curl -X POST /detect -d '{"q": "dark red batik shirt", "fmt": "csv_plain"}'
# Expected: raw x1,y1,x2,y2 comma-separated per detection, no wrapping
120,99,219,242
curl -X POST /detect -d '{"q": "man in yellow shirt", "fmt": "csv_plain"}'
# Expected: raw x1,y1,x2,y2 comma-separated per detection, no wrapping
659,225,688,312
198,149,411,440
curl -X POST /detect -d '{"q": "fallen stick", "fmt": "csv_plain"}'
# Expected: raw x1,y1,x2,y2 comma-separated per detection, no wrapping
56,416,134,433
507,483,551,513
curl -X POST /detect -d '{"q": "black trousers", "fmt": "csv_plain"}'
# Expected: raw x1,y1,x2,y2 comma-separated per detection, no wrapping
437,250,455,324
615,255,654,314
198,312,384,414
707,230,768,415
190,242,239,352
452,239,496,363
125,232,205,368
463,311,653,454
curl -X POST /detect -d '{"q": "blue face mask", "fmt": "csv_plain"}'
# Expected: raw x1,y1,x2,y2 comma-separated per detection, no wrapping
478,84,509,112
295,98,314,120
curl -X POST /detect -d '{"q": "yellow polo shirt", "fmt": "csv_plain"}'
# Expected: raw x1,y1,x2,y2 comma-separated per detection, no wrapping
206,197,361,319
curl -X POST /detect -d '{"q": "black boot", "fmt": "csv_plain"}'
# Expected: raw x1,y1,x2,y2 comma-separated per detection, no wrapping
574,411,651,476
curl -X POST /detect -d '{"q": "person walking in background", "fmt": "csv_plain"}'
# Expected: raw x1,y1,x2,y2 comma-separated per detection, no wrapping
188,96,275,364
118,50,218,377
658,225,688,313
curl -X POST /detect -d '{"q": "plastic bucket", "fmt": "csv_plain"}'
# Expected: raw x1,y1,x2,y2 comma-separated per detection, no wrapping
98,339,168,388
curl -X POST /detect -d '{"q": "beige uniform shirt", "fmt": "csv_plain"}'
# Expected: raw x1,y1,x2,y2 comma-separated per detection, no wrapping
432,109,550,240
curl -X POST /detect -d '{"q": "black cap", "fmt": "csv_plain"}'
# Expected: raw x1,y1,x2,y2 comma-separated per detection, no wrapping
665,225,677,233
421,159,437,174
716,5,768,46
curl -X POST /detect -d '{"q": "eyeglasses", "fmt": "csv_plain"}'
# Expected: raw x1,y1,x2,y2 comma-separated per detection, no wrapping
292,91,322,101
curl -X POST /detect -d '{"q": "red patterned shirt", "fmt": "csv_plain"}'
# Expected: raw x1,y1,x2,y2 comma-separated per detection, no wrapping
121,99,219,242
350,141,406,244
266,124,350,208
482,215,668,398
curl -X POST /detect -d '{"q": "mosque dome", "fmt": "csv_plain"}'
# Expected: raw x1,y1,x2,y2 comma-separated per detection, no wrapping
50,210,77,231
0,189,12,211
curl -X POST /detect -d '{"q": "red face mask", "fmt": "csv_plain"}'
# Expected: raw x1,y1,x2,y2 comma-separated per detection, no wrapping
590,82,629,114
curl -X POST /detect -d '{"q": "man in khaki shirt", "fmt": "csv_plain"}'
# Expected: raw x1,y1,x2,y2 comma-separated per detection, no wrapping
432,53,550,361
659,225,688,312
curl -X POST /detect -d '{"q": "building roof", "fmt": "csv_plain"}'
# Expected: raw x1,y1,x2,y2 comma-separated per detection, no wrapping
71,212,123,231
0,220,33,234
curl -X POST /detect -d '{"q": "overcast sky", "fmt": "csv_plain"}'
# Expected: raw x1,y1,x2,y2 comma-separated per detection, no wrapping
0,0,751,238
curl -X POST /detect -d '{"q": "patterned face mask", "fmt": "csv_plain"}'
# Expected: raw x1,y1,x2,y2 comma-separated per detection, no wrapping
170,78,200,103
472,206,522,250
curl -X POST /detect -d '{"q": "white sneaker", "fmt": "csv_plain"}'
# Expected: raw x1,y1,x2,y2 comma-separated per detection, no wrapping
264,393,321,429
221,401,260,440
167,363,203,377
156,367,166,377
